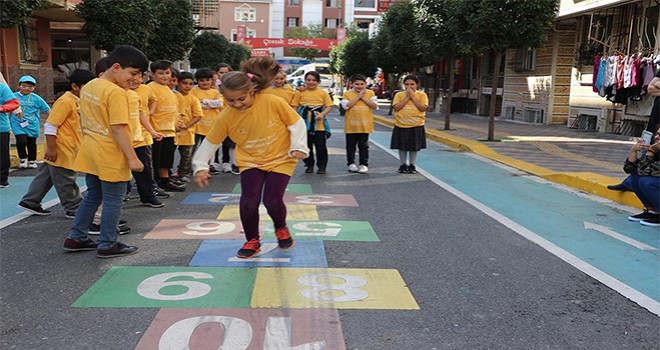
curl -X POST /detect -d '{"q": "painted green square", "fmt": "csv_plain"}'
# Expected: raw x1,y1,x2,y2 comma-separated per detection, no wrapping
263,220,380,242
73,266,256,308
232,183,313,194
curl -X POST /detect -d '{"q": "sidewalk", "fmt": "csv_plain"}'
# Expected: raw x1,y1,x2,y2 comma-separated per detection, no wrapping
373,105,643,209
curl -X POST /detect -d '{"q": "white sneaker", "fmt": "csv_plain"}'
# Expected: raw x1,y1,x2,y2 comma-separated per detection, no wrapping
348,163,358,172
221,162,232,173
28,161,38,169
18,159,28,169
357,165,368,173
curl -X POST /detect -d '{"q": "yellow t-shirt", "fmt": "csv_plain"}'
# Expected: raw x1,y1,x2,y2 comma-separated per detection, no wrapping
263,84,296,106
190,87,222,136
342,89,375,134
74,78,131,182
292,88,333,132
134,84,156,146
206,94,301,176
45,91,81,170
148,81,178,137
176,93,203,146
126,89,144,148
393,90,428,128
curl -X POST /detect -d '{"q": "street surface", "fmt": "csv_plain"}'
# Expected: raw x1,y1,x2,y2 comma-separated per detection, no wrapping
1,110,658,350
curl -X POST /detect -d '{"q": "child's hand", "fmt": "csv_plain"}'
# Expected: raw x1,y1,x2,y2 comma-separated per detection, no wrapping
151,132,165,141
291,150,307,159
194,170,210,188
44,149,57,162
129,158,144,172
315,114,324,121
358,89,366,98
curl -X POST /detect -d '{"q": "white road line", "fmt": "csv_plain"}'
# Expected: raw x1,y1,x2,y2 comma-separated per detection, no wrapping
584,221,657,251
0,185,87,230
371,139,660,316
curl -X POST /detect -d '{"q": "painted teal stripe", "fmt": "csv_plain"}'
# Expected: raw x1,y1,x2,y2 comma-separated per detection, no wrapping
371,131,660,301
0,175,87,221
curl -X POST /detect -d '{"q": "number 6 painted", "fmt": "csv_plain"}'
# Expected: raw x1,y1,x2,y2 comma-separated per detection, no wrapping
137,272,213,301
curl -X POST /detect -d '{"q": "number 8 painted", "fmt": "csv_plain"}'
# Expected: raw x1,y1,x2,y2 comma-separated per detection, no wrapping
298,273,368,302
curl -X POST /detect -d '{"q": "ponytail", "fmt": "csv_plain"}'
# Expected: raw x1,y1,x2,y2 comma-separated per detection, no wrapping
220,56,280,94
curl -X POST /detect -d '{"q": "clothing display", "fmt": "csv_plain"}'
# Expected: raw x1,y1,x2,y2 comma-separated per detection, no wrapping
592,54,660,104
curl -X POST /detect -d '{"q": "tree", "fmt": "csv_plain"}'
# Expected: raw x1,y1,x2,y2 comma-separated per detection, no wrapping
460,0,557,140
330,31,377,79
143,0,195,61
76,0,156,52
285,23,333,61
189,31,249,70
0,0,47,28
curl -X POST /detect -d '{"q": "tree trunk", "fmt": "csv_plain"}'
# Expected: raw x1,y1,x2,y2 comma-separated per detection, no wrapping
445,57,456,130
488,51,502,141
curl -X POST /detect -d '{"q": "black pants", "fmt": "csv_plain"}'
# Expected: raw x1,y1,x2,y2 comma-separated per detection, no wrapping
346,133,369,166
15,134,37,161
303,131,328,170
152,137,175,182
222,137,235,163
132,146,156,201
0,132,9,182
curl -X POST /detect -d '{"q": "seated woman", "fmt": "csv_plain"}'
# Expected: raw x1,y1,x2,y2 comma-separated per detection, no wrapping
624,127,660,227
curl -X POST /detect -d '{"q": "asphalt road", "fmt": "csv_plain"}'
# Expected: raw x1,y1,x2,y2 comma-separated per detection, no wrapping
1,111,658,350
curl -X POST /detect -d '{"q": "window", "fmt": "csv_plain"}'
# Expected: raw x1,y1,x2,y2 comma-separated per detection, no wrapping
231,28,257,42
354,0,376,8
288,0,300,5
287,17,299,27
235,4,256,22
513,48,536,72
325,18,340,28
19,19,48,64
326,0,338,7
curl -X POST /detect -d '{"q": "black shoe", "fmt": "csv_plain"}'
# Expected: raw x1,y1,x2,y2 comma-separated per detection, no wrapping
0,180,8,188
141,197,164,208
231,165,240,175
153,188,170,199
628,210,657,222
209,166,220,175
317,168,326,174
170,177,185,186
236,239,261,259
65,210,77,219
607,183,630,191
640,215,660,227
119,219,128,227
18,201,52,216
96,242,138,258
407,164,417,174
398,164,408,173
62,238,98,252
160,181,186,192
305,166,314,174
89,224,131,235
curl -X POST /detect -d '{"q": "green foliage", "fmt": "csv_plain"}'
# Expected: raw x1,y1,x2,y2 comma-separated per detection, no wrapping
1,0,48,28
189,31,249,70
413,0,471,59
143,0,195,61
76,0,195,61
285,23,333,61
330,31,377,78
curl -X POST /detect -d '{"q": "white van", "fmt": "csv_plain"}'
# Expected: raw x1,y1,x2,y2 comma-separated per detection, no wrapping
286,63,334,88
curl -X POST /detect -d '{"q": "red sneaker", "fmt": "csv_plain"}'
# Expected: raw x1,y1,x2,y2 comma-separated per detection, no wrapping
236,239,261,258
275,227,294,249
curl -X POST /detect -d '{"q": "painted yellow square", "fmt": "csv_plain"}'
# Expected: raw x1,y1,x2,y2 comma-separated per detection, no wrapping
251,268,419,310
217,205,319,220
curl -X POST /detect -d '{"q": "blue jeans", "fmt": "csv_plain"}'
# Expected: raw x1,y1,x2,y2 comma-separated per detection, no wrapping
68,174,126,249
629,174,660,210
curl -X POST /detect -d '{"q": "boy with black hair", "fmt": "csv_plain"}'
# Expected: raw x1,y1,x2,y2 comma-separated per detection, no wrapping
174,71,203,181
18,69,95,217
148,60,185,192
191,68,223,175
63,45,148,258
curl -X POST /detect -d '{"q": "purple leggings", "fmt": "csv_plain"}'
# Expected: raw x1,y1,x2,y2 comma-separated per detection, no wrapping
240,168,291,241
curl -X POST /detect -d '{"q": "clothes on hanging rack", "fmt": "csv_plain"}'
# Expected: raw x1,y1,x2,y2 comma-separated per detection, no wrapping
592,53,659,104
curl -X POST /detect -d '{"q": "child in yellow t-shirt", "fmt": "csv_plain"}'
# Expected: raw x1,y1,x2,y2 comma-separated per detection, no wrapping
291,71,334,174
174,71,203,181
191,68,225,175
18,69,95,217
192,57,309,259
63,45,148,258
148,60,185,192
262,70,296,107
391,74,429,174
341,74,378,174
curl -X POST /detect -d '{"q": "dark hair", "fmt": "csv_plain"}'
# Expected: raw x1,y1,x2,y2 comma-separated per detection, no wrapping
304,71,320,82
194,68,215,80
215,63,232,72
220,56,279,94
350,74,367,83
106,45,149,72
69,69,95,86
403,74,419,85
94,57,109,77
178,71,194,82
170,67,180,79
150,59,172,72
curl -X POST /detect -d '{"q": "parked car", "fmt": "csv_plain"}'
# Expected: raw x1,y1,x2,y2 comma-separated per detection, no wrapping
287,63,334,88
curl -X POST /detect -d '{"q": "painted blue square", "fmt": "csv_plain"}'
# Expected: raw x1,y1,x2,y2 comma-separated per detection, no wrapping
189,239,327,267
182,193,241,205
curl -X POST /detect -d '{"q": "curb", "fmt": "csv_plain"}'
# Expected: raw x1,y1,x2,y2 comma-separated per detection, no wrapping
373,115,642,210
